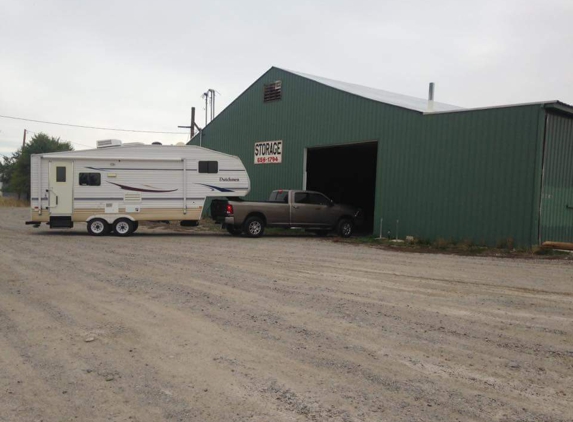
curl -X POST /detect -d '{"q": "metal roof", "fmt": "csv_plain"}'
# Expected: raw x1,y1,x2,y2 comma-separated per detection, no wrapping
280,68,463,113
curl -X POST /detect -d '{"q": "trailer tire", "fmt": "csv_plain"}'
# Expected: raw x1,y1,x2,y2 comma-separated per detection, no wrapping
133,221,139,232
87,218,110,236
337,219,353,238
113,218,135,237
226,225,242,236
244,216,265,238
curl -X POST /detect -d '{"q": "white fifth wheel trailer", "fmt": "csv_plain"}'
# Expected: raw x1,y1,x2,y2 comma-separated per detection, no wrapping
26,140,250,236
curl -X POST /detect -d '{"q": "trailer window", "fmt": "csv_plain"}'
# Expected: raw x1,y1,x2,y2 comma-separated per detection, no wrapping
56,166,66,182
79,173,101,186
198,161,218,173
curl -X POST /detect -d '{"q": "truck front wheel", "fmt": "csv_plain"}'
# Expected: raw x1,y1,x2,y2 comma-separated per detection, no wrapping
244,216,265,238
337,219,353,238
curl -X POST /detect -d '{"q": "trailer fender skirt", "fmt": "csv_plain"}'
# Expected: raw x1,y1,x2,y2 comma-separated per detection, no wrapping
86,214,136,224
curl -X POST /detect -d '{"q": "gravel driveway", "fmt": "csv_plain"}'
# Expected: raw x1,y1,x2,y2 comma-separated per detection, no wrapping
1,208,572,422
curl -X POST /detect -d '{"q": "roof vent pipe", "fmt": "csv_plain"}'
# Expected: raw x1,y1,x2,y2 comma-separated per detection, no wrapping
428,82,435,112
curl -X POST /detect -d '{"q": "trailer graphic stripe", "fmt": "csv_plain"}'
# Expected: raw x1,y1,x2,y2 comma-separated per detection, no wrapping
107,181,178,193
196,183,235,192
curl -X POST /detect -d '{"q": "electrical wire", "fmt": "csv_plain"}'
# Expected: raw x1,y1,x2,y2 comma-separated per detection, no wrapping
0,114,187,134
2,130,107,150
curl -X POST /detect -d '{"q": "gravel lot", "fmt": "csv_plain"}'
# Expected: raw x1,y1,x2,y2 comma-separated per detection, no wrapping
1,207,572,422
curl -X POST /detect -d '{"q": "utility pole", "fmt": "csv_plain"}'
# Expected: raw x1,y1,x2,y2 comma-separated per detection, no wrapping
178,107,203,146
209,88,216,121
22,129,27,147
202,92,209,126
190,107,195,138
201,89,218,125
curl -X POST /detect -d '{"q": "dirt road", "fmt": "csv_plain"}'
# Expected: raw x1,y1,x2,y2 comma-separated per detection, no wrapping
1,208,572,422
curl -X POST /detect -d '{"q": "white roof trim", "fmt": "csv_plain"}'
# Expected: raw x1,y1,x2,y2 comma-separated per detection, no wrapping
281,68,463,113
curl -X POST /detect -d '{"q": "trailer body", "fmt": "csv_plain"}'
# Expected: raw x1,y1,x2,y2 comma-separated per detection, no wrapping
27,141,250,235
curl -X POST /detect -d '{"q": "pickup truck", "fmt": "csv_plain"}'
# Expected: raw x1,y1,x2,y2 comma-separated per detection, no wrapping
211,190,362,238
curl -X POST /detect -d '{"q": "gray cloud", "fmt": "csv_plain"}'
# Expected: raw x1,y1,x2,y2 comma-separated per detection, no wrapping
1,0,572,155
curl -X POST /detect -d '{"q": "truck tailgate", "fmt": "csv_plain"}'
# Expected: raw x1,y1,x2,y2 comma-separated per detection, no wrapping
210,199,228,220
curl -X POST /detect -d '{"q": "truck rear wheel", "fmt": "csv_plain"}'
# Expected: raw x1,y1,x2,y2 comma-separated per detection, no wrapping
337,219,353,238
226,225,242,236
87,218,110,236
244,216,265,238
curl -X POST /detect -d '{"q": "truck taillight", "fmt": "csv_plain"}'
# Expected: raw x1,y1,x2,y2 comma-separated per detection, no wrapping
226,204,234,215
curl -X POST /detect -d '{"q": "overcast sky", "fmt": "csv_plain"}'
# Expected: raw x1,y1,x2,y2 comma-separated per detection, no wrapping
1,0,572,156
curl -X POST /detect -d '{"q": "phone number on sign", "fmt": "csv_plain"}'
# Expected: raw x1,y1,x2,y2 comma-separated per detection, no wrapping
256,156,281,163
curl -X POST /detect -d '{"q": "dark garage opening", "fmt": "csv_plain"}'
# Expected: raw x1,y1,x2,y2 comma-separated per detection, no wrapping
306,141,378,233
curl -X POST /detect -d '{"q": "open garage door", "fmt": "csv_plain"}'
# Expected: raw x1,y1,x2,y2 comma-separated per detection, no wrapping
306,142,378,233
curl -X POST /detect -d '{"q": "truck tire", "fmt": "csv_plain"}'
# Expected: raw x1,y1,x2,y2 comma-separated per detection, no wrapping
226,225,242,236
244,216,265,238
113,218,135,237
87,218,110,236
337,219,353,238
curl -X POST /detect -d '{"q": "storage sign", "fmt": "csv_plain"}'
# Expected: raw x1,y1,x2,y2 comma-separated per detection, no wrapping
254,140,282,164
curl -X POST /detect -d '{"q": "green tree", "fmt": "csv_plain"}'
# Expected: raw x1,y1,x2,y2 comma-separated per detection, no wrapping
9,133,73,199
0,153,18,193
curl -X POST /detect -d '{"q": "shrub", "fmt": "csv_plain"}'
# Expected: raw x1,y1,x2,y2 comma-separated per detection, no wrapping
0,197,29,207
434,237,451,249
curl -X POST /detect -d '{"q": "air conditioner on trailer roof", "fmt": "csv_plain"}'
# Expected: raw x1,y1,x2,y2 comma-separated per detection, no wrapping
97,139,123,148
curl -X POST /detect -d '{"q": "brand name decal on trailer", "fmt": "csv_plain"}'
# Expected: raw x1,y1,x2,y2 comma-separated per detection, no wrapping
219,177,239,182
254,140,282,164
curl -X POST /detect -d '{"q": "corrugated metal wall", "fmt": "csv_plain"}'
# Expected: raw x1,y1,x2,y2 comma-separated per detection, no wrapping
191,67,544,246
540,113,573,243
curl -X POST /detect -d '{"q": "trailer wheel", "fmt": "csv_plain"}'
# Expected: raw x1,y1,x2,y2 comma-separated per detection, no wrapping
133,221,139,232
244,216,265,238
337,219,353,238
113,218,135,237
226,225,242,236
87,218,110,236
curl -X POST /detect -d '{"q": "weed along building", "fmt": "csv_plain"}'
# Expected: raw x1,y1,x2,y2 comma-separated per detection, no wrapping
190,67,573,247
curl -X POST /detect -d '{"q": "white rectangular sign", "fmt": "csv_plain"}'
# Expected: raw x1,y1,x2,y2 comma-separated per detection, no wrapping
254,140,282,164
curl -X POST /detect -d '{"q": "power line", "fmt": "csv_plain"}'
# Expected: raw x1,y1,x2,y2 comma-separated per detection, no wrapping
0,114,187,134
2,130,98,150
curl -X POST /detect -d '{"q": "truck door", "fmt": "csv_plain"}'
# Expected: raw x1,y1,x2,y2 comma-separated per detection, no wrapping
49,161,73,215
291,192,331,226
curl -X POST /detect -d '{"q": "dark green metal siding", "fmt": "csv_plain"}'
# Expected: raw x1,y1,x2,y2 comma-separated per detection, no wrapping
540,113,573,243
191,67,545,246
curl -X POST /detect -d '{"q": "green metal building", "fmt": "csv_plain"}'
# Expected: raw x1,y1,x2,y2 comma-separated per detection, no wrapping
190,67,573,246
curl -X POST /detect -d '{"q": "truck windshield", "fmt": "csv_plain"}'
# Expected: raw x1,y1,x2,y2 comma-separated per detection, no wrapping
269,191,289,203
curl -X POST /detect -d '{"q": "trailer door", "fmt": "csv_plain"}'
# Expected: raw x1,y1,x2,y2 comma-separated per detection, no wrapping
49,161,73,215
